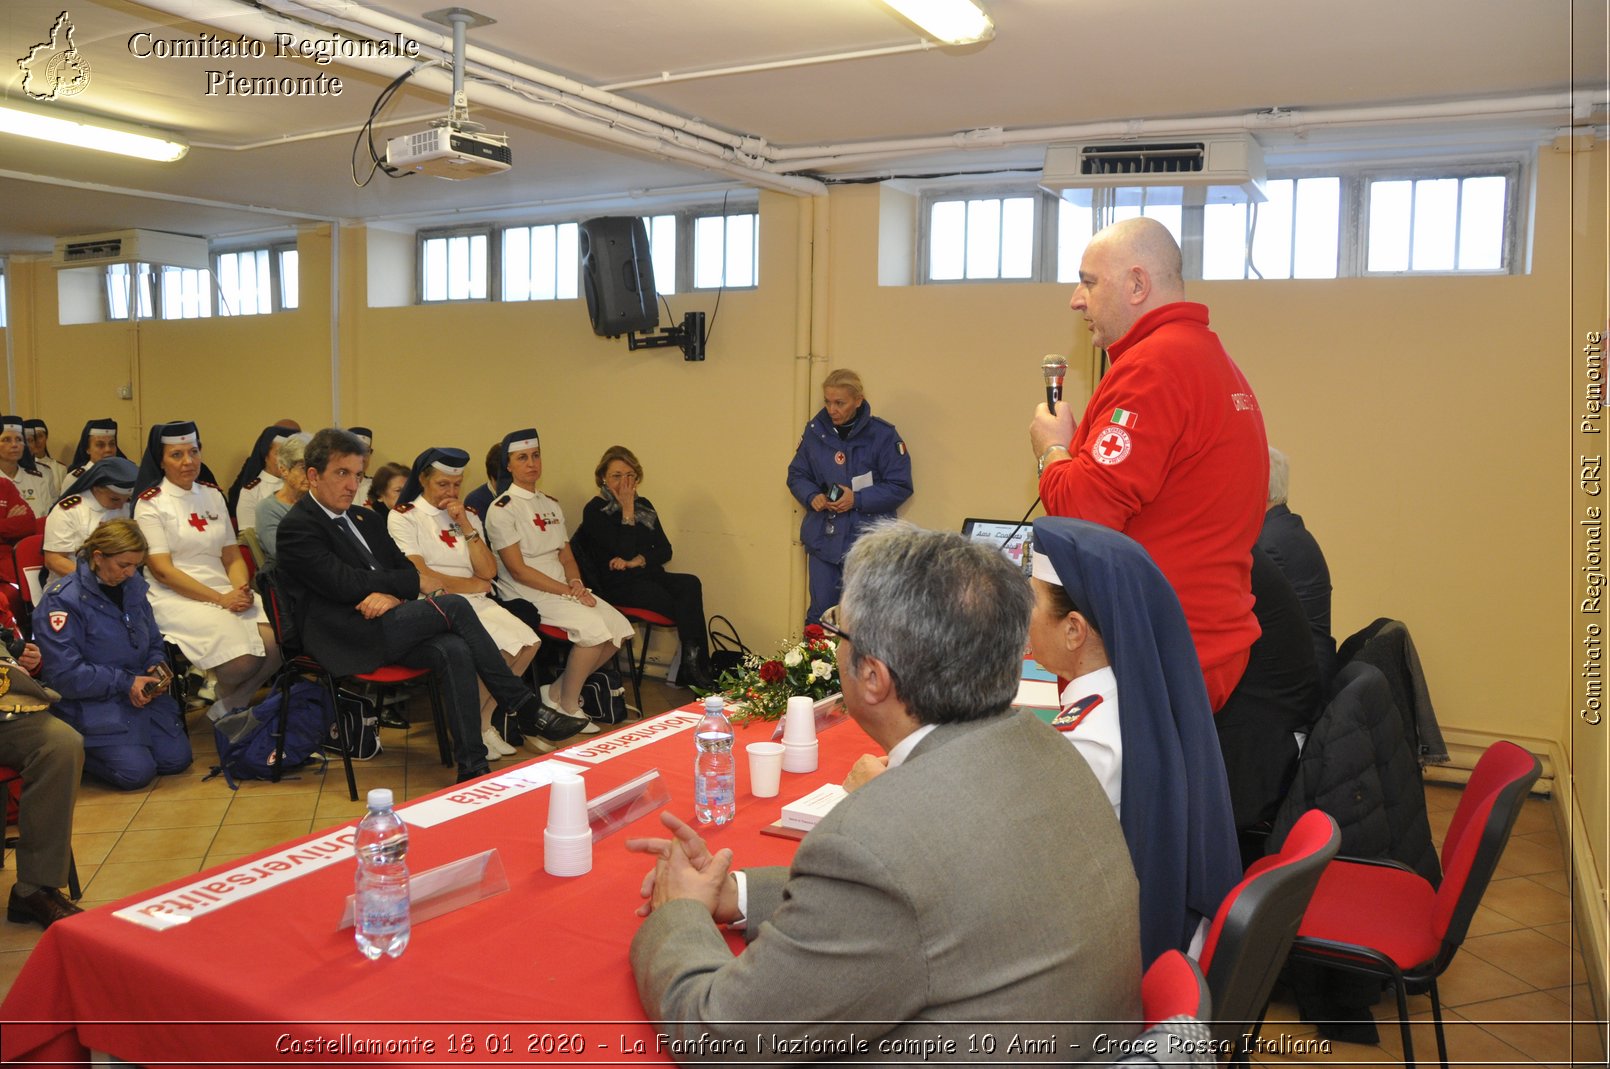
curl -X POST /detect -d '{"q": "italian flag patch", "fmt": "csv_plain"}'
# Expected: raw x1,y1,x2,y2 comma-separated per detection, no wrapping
1110,408,1139,429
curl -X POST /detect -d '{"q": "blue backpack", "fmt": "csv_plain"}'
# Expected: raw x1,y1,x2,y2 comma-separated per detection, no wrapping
206,678,333,789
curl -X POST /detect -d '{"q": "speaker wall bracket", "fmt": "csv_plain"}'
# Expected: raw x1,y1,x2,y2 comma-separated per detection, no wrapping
627,311,707,362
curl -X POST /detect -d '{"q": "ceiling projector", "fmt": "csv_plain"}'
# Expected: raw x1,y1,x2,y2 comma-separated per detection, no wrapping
385,125,511,179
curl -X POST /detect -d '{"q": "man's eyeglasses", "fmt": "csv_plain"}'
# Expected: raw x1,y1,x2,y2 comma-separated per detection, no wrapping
819,604,851,646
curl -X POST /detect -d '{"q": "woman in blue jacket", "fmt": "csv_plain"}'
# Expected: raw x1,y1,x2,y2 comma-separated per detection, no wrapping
36,518,190,790
785,369,914,624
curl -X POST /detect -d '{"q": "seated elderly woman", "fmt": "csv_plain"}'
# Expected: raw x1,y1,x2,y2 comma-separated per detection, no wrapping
388,447,569,756
365,461,410,518
229,425,297,532
253,433,311,564
36,519,191,790
42,457,138,576
133,420,282,721
572,446,713,688
485,428,633,723
1028,516,1241,968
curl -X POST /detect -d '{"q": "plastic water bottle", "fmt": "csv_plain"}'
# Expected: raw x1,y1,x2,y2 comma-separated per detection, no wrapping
694,695,735,825
354,787,410,961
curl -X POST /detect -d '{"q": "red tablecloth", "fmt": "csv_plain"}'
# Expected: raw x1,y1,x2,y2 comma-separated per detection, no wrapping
1,708,868,1067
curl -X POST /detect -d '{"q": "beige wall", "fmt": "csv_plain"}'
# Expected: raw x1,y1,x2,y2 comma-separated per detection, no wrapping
1,148,1588,763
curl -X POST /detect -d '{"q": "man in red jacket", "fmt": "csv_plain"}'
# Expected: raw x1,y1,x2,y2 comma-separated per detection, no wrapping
1029,217,1267,713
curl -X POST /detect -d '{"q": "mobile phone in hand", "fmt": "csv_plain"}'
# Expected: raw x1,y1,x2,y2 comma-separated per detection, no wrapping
143,663,174,697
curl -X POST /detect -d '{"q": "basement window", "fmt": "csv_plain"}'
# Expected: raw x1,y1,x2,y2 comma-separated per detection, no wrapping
419,228,490,302
502,223,579,302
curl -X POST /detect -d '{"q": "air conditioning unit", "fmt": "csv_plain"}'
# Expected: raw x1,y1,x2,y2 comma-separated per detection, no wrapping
51,229,209,270
1041,134,1267,203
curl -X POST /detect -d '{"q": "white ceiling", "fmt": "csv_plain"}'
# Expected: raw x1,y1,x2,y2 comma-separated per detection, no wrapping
0,0,1604,254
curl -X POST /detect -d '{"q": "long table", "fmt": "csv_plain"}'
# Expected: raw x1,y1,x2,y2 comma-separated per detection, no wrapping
2,706,871,1067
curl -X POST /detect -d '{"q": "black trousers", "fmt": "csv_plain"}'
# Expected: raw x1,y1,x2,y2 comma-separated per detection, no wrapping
377,595,533,773
594,570,707,652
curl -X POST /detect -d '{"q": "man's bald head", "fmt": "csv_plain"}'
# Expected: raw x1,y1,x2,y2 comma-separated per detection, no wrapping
1071,218,1187,348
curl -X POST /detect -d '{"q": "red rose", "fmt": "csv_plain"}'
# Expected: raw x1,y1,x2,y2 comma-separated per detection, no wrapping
803,624,827,641
759,660,787,684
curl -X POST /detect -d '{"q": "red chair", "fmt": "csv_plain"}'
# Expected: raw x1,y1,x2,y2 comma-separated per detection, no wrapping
616,606,676,715
257,573,452,801
1198,808,1341,1064
1141,948,1211,1029
1282,741,1542,1069
13,534,45,616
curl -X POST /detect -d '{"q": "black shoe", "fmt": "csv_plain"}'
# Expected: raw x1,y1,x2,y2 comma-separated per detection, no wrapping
7,886,83,929
519,696,587,744
376,702,410,730
455,763,491,784
679,644,716,690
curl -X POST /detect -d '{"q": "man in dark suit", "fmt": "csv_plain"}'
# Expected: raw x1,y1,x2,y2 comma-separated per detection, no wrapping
275,428,583,781
628,523,1142,1056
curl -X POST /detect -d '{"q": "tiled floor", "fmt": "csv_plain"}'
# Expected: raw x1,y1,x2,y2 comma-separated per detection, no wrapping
2,698,1606,1066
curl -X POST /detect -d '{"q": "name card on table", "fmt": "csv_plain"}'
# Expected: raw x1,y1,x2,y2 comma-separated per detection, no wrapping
338,848,509,930
555,708,705,765
116,824,362,931
403,760,586,828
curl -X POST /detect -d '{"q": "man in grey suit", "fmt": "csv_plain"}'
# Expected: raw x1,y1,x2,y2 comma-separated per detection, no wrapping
629,522,1142,1061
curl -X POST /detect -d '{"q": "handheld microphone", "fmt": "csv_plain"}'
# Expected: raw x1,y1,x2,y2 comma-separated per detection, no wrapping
1041,354,1068,415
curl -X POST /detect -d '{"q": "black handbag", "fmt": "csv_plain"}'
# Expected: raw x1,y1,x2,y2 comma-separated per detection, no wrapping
706,615,751,680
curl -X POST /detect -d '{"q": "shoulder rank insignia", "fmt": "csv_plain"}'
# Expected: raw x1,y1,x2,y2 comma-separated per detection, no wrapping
493,494,511,508
58,494,82,510
243,476,262,490
1052,693,1104,732
67,465,88,479
139,485,162,500
199,480,220,490
393,501,415,514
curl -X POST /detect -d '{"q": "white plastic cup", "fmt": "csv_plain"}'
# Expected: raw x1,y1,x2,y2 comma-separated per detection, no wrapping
783,696,818,744
543,828,593,877
547,772,589,835
747,741,785,798
782,739,819,774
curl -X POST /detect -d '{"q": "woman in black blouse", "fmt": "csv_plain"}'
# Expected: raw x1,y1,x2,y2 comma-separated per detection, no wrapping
572,446,712,688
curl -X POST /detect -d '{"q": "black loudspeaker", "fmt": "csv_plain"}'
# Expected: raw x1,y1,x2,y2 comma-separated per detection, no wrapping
579,216,658,337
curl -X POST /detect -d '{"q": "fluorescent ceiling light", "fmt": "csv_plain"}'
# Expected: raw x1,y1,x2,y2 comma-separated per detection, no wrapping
882,0,996,45
0,100,188,162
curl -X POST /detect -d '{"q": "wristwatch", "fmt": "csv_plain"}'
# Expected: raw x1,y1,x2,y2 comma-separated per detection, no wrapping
1038,444,1070,475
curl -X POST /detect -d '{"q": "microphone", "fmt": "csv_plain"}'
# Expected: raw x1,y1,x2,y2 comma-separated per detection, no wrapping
1041,354,1068,414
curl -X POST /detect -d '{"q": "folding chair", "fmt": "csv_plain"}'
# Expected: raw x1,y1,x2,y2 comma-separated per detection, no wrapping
615,605,676,715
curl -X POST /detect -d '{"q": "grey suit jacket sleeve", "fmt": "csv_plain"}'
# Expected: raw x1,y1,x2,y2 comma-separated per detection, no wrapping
630,831,925,1048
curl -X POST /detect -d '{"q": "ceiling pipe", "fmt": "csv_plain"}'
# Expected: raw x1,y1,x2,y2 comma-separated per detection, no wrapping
597,41,937,92
767,91,1610,171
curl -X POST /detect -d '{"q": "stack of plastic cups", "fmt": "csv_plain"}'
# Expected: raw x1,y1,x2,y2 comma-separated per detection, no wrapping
543,773,593,877
781,695,819,773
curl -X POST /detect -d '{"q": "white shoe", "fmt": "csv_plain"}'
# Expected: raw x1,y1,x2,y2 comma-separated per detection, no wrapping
481,726,516,757
541,683,601,734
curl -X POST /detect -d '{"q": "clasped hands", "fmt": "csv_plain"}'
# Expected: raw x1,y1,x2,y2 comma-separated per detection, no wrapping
215,585,254,613
625,811,740,922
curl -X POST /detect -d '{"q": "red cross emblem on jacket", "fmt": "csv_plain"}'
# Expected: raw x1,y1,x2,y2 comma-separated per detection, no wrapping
439,528,458,548
188,513,209,532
